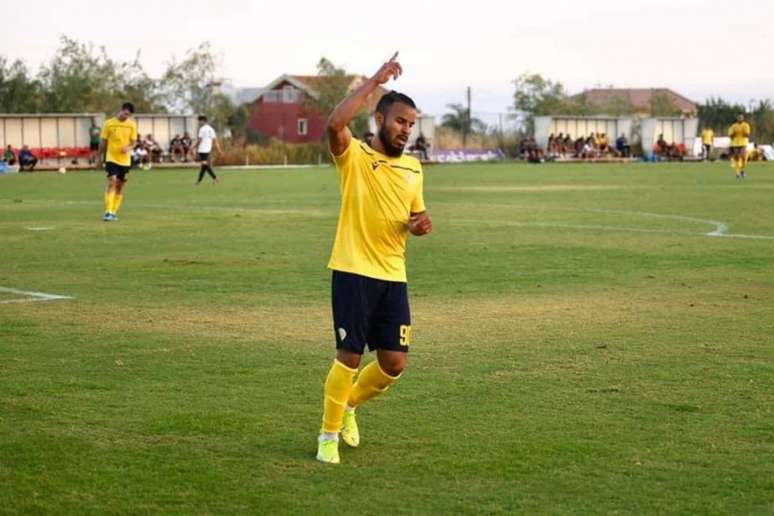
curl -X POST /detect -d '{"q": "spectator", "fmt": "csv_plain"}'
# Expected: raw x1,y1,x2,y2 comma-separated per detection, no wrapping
615,134,631,157
89,118,101,164
562,134,572,154
598,133,610,156
747,143,765,162
19,145,38,171
3,145,16,165
181,132,193,161
170,134,185,162
132,137,150,170
700,127,714,160
411,132,430,160
655,133,669,159
520,137,543,163
144,134,162,163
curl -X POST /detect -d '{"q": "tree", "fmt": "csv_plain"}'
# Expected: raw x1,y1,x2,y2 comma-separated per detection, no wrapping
0,58,44,112
441,103,486,134
588,94,636,116
649,91,682,117
748,99,774,143
160,42,219,115
512,73,585,133
698,97,747,132
304,57,368,137
37,36,163,113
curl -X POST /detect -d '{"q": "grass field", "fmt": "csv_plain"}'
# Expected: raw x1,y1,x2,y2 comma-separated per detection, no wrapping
1,161,773,514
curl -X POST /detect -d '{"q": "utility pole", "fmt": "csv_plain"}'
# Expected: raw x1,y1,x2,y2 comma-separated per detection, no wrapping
464,86,471,149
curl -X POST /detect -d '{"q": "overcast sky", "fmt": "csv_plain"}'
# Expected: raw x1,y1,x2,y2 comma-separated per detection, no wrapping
2,0,773,123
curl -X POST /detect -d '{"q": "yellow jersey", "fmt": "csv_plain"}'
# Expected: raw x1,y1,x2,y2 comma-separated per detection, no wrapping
101,117,137,166
701,129,714,145
328,138,426,283
728,122,751,147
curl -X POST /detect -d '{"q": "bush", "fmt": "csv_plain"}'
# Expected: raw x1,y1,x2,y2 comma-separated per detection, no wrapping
216,139,331,166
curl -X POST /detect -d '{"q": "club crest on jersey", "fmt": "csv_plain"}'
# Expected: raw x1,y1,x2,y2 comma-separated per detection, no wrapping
371,161,380,170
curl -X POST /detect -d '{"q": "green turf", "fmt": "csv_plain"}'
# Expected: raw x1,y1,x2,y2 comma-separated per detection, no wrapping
1,162,773,514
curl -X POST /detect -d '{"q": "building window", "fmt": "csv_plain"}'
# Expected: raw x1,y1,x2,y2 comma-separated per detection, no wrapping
297,118,308,136
283,85,299,103
263,91,280,103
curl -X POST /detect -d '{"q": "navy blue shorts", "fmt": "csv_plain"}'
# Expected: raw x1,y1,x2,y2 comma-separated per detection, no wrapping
105,161,130,181
331,270,411,354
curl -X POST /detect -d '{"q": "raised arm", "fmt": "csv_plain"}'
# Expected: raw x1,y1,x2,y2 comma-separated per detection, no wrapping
327,52,402,156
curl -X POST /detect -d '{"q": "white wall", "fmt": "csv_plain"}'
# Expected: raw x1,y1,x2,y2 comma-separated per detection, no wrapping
0,114,105,149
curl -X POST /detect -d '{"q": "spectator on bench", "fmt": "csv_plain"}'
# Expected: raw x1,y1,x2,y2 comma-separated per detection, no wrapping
132,137,151,170
3,145,16,165
144,134,162,163
170,134,185,162
615,134,631,158
181,132,193,161
411,132,430,161
19,145,38,171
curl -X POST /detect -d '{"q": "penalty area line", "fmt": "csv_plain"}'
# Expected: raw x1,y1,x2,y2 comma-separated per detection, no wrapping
0,286,74,304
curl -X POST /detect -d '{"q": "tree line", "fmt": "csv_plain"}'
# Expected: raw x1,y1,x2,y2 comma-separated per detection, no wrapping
509,73,774,142
0,36,245,135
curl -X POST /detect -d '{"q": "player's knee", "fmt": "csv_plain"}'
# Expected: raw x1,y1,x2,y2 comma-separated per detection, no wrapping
378,353,406,377
336,349,361,370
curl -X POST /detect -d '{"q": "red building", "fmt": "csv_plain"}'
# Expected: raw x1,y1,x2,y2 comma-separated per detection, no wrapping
247,74,388,144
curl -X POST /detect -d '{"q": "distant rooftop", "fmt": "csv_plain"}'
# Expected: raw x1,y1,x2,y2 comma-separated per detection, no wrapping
574,88,698,114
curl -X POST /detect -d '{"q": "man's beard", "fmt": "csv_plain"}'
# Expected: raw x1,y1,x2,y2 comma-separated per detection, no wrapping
378,126,405,157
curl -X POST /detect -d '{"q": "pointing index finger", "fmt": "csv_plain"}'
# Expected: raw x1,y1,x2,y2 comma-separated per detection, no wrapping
389,51,399,62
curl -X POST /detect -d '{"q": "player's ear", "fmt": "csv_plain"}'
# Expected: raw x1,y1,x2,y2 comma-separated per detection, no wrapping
375,111,384,127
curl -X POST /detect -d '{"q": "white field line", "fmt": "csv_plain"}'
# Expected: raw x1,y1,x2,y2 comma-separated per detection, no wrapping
0,287,74,304
27,226,55,231
580,209,730,237
455,209,774,241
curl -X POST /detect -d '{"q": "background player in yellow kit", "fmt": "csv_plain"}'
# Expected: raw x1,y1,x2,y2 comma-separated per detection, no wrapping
316,53,432,464
728,114,751,180
96,102,137,221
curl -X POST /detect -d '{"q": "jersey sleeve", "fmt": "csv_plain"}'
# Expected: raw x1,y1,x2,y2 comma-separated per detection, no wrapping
100,123,109,139
131,122,138,142
411,169,426,213
332,137,364,178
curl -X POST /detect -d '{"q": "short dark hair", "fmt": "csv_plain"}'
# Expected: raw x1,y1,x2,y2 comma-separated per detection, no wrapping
376,91,416,116
121,102,135,114
198,115,208,122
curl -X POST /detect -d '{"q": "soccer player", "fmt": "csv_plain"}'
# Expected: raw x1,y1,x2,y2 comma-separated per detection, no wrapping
316,53,433,465
193,115,221,185
88,118,101,164
96,102,137,221
728,114,751,179
700,126,714,161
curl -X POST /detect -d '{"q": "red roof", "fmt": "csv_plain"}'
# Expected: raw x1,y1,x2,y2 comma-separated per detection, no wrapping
576,88,697,114
290,75,390,112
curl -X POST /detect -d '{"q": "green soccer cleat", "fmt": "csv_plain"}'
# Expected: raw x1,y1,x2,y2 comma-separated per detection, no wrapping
341,410,359,448
316,436,340,464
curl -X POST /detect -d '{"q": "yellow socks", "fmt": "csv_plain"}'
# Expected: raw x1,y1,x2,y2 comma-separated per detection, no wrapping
321,360,357,434
348,360,400,408
112,194,124,214
104,191,114,213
